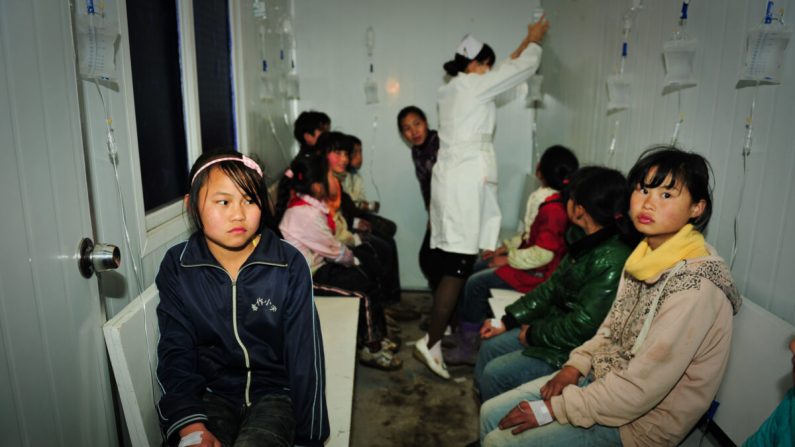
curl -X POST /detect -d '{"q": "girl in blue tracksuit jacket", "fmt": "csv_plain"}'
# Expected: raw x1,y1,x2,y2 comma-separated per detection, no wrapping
155,150,329,447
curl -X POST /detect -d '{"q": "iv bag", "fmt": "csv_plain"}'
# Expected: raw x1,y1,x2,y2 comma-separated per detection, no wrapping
364,76,379,104
285,72,300,99
76,23,119,81
662,38,697,93
526,74,544,105
606,75,630,113
259,73,275,101
277,73,288,96
740,24,792,84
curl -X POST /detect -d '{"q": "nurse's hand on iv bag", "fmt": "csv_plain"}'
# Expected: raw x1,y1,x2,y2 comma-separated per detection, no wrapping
528,15,549,44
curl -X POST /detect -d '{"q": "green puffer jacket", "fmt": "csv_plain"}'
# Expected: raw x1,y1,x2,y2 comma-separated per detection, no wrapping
504,227,632,369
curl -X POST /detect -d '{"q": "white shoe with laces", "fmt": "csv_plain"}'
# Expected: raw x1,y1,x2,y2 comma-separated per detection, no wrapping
413,335,450,380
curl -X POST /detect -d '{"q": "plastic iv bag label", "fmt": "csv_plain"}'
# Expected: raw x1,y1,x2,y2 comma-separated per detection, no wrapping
253,0,266,19
77,27,118,81
740,24,792,84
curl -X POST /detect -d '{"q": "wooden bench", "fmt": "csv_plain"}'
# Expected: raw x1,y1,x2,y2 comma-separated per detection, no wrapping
103,285,359,446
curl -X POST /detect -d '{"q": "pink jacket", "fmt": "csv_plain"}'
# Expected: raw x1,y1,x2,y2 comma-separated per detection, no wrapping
279,194,355,273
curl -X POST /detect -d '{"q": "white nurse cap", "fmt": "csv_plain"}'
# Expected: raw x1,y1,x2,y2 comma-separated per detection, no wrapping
456,34,484,59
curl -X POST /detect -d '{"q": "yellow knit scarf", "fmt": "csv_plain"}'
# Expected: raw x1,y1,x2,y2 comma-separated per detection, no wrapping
624,224,709,281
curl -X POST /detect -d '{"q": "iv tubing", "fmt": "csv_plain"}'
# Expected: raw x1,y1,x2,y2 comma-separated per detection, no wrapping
367,114,382,203
93,80,163,444
730,82,759,269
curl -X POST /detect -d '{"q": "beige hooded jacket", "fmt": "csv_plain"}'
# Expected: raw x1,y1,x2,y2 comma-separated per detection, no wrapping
551,247,742,447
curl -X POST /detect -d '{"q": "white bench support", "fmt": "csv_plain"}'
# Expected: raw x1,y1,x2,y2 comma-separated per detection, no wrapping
710,299,795,443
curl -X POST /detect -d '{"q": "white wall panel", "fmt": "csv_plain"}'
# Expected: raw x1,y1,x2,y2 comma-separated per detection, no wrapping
540,0,795,324
295,0,542,288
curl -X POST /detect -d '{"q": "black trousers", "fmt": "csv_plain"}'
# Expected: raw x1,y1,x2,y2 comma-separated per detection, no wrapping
354,233,401,304
313,264,387,344
199,392,295,447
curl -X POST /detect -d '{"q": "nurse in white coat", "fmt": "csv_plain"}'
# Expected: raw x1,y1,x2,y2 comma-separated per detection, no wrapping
414,17,549,379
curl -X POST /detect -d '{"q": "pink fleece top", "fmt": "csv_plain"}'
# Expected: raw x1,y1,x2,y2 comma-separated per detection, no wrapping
279,194,355,273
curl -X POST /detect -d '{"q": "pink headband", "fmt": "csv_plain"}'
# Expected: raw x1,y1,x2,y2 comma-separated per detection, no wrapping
191,155,263,185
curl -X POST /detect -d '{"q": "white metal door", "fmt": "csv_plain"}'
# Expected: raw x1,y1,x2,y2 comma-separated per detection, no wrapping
0,0,118,445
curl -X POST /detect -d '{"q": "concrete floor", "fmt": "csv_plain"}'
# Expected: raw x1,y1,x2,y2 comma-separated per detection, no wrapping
346,292,729,447
350,292,480,447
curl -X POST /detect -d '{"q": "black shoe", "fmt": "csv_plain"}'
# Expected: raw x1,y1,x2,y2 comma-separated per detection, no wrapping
419,316,429,331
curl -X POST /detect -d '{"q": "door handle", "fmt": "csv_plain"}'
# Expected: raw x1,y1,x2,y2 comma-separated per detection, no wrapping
78,238,121,278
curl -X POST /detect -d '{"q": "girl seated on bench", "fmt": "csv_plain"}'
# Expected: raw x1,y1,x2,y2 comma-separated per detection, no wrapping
155,150,328,446
277,153,402,371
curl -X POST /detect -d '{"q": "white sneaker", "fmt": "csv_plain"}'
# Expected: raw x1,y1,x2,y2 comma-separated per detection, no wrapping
413,336,450,380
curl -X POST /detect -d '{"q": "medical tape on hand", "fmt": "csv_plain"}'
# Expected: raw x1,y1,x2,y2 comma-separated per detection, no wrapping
177,431,203,447
528,400,554,426
490,318,503,329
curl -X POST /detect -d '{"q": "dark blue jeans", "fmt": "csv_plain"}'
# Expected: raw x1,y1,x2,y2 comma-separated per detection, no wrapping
201,392,295,447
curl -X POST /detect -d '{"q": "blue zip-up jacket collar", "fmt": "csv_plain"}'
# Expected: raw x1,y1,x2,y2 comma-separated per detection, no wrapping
180,227,289,269
155,229,329,446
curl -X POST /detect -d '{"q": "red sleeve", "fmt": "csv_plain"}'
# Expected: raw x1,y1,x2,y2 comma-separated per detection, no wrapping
528,201,568,252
